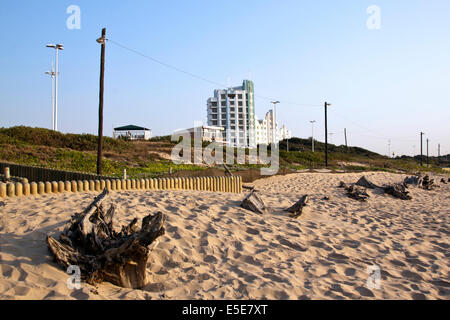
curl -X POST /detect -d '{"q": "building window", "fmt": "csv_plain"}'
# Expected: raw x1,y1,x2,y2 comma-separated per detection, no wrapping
211,108,217,113
221,114,227,119
212,115,217,120
239,114,243,119
230,100,235,105
230,107,235,112
221,120,226,126
221,94,226,99
238,94,243,99
239,120,243,125
221,101,226,106
211,102,217,106
238,101,243,106
221,107,226,113
230,113,235,118
238,108,243,113
212,121,218,125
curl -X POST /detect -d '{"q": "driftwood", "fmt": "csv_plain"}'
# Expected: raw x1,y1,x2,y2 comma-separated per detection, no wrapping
345,185,370,202
404,174,435,190
46,189,166,289
338,181,347,188
355,176,380,189
421,175,435,190
404,175,422,187
383,183,412,200
285,195,309,218
441,178,447,184
223,164,233,176
339,180,369,201
241,190,267,214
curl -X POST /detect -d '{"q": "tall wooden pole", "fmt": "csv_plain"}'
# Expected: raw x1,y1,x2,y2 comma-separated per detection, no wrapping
420,132,424,166
324,102,329,167
426,138,429,166
97,28,106,175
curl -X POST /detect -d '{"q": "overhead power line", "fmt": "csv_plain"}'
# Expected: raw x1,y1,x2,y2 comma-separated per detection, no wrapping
106,37,429,150
107,38,322,108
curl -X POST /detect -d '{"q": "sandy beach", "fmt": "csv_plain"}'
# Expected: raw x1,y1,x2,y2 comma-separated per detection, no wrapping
0,171,448,300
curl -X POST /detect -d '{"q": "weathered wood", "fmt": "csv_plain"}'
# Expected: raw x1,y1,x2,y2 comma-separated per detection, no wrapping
338,181,347,188
355,176,380,189
345,185,369,202
223,164,233,176
404,175,422,187
241,190,267,214
441,178,447,184
285,195,309,218
421,175,434,190
383,183,412,200
46,188,165,289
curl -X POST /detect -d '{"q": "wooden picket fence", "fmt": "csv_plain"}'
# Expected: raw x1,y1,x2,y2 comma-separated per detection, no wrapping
0,176,242,198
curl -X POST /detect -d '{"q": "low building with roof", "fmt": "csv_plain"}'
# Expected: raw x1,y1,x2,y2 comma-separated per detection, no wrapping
113,125,152,140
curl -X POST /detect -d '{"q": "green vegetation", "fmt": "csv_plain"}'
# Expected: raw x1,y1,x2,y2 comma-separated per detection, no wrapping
0,126,448,178
0,126,205,178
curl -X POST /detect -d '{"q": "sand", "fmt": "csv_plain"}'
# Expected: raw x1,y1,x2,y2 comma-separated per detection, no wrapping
0,171,449,300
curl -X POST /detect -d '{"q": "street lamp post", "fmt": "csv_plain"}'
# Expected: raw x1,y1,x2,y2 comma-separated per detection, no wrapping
45,64,56,130
46,44,64,131
310,120,316,152
271,101,280,147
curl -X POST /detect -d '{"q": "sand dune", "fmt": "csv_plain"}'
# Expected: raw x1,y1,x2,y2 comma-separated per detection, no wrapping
0,172,449,300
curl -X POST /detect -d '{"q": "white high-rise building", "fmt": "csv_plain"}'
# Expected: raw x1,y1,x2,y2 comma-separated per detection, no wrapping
206,80,256,148
206,80,291,147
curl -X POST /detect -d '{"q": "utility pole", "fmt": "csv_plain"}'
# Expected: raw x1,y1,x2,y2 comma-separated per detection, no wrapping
438,144,440,159
426,138,429,166
420,132,424,166
310,120,316,152
344,128,348,151
96,28,106,175
324,102,331,167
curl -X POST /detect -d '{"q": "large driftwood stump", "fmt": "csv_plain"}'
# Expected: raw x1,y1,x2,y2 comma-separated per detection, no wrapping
46,189,166,289
285,195,309,218
241,190,267,214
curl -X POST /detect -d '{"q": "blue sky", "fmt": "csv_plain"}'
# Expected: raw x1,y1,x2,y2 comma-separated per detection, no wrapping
0,0,449,156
